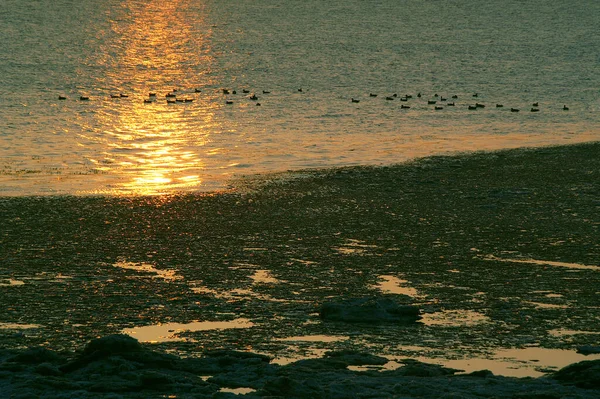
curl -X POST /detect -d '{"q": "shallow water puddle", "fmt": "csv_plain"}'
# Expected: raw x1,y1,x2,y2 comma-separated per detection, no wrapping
250,269,280,284
220,387,257,395
484,255,600,271
365,346,600,378
0,322,42,330
113,260,182,281
333,239,378,255
468,347,600,377
0,279,25,286
122,318,254,343
523,301,568,309
372,275,421,298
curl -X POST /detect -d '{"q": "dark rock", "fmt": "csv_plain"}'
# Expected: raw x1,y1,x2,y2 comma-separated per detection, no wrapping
81,334,143,357
392,359,460,377
204,349,272,363
550,359,600,389
320,297,420,323
34,362,63,376
324,350,388,366
512,392,562,399
286,357,348,370
577,345,600,355
262,376,320,397
465,369,494,378
7,347,62,365
60,334,178,373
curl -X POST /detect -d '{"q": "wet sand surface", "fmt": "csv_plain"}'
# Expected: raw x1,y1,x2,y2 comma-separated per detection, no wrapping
1,142,599,397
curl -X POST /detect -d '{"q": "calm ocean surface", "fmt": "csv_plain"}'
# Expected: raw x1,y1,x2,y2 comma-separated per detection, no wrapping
1,0,598,196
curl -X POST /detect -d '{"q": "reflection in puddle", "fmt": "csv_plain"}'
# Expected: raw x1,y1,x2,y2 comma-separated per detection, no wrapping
250,270,280,284
220,387,257,395
523,301,568,309
372,275,421,298
334,239,378,255
421,310,490,327
290,258,318,266
0,323,42,329
485,255,600,271
113,260,182,281
123,318,253,343
0,279,25,286
395,346,600,378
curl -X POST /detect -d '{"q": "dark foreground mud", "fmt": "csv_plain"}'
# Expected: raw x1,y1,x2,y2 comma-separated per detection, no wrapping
1,142,599,397
1,334,600,398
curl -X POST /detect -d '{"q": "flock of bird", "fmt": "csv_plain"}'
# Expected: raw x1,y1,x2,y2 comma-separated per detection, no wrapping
57,87,273,106
350,92,570,112
58,88,569,112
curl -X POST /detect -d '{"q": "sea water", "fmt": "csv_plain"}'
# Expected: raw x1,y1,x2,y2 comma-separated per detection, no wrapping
1,0,599,196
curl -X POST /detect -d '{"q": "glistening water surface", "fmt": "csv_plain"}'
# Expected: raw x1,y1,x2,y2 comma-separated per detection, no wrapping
1,0,598,195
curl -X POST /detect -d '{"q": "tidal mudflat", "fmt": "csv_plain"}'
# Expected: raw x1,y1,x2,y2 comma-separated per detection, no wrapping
1,142,599,397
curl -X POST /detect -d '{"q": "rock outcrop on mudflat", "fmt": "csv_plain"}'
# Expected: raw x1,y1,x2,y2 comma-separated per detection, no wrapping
2,335,600,398
319,297,421,323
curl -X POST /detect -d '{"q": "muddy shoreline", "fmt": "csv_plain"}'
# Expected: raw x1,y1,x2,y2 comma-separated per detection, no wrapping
1,142,599,397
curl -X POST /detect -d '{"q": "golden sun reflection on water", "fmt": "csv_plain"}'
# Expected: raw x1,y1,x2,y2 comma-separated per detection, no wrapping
92,0,218,195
